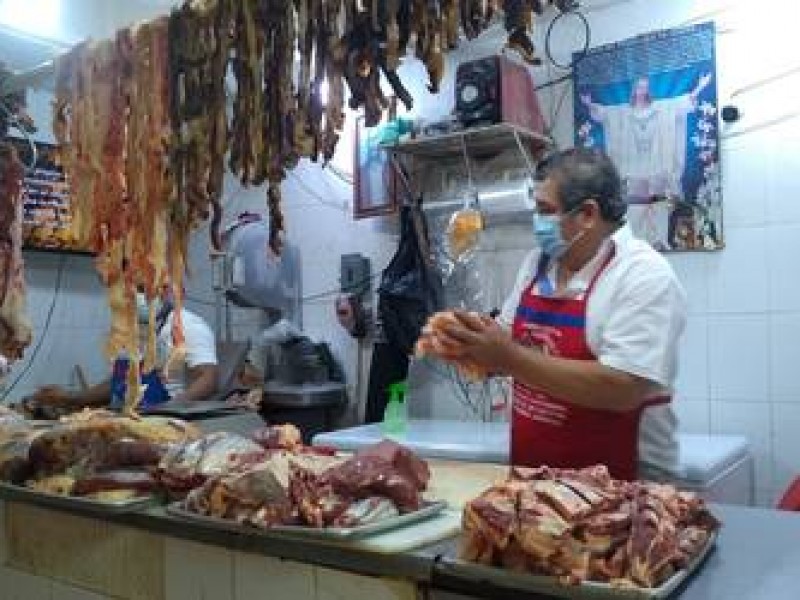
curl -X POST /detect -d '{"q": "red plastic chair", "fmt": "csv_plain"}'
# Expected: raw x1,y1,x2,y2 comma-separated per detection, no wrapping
777,477,800,511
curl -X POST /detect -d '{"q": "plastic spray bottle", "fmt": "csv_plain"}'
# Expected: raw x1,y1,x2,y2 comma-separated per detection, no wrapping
382,381,408,435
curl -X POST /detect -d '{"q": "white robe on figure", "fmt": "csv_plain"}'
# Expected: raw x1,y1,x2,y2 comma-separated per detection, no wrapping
589,95,694,201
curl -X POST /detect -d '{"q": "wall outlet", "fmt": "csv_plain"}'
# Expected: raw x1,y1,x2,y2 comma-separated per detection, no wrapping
340,253,371,297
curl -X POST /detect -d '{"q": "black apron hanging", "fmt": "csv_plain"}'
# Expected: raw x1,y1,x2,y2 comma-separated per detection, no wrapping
365,200,444,423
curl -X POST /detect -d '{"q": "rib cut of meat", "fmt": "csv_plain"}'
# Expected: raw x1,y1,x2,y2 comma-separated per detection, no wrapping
462,465,720,588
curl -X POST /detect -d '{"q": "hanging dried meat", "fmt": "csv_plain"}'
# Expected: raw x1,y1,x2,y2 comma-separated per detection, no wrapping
169,0,233,252
0,143,32,363
53,21,189,414
44,0,576,410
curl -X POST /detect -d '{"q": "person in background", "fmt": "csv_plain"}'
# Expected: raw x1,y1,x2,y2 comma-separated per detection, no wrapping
429,148,687,480
24,289,218,414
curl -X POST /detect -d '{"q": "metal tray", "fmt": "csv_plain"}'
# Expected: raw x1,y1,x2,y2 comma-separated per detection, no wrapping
140,399,244,419
167,499,448,540
437,530,717,600
0,481,158,514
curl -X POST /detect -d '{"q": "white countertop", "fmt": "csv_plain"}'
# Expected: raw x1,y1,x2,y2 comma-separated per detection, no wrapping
313,420,752,485
313,420,510,463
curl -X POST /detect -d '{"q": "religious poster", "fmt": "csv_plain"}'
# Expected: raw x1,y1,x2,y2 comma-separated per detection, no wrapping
8,137,93,254
574,22,722,251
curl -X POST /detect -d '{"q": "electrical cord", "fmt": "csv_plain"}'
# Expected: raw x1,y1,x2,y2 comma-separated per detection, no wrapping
188,271,383,308
288,169,350,212
533,6,591,91
324,163,355,186
544,7,591,71
1,254,66,401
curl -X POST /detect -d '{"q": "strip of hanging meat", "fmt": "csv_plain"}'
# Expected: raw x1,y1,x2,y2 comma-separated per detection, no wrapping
0,143,32,362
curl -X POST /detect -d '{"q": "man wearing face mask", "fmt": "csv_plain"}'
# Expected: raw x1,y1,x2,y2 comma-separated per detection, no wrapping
431,148,686,479
24,289,218,415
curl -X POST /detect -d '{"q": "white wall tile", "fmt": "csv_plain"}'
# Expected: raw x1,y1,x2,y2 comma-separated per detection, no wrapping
666,253,709,315
769,313,800,401
50,581,114,600
720,144,768,228
674,316,708,400
164,539,233,600
673,399,710,435
234,553,315,600
0,567,51,600
315,567,416,600
755,487,778,509
767,136,800,225
706,227,768,314
710,401,773,491
771,403,800,504
707,316,769,402
766,224,800,312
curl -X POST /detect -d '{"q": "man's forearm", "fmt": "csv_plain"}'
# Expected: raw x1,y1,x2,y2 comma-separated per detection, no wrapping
178,366,218,402
503,343,650,412
74,380,112,407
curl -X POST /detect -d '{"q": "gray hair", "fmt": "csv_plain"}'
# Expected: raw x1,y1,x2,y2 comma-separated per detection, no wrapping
535,148,627,223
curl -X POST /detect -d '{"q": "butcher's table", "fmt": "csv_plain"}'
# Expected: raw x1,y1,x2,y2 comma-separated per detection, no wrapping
0,460,795,600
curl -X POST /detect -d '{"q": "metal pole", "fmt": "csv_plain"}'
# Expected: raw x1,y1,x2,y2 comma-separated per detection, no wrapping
512,128,538,182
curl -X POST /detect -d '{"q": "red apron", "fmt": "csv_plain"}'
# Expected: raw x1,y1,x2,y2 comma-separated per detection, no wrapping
510,249,667,480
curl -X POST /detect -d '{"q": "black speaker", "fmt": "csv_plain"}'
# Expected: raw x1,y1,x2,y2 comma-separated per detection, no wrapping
454,55,546,133
455,57,501,126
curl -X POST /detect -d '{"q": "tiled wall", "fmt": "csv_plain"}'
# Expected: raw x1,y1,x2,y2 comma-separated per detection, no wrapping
3,0,800,507
553,0,800,507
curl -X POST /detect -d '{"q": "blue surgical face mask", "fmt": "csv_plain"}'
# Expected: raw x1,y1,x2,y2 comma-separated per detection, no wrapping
533,207,585,258
533,214,567,258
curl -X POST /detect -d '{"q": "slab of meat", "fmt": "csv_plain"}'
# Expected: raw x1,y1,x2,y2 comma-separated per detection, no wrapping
155,431,267,496
462,465,720,588
0,143,32,362
250,423,303,451
322,454,424,512
26,414,198,478
182,448,342,527
177,439,431,530
354,439,430,491
73,469,158,497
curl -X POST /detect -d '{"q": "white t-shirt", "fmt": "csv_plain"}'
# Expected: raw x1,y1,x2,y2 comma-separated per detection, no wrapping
499,223,687,473
157,309,217,397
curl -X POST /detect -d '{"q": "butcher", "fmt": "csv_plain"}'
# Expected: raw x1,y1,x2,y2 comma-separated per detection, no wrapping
24,288,219,414
423,149,686,480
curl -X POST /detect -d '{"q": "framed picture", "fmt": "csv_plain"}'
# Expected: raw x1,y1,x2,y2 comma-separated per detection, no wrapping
354,117,398,219
574,22,722,252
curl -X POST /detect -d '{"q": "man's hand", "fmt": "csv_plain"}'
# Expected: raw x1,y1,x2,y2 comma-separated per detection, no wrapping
436,310,519,376
29,385,75,407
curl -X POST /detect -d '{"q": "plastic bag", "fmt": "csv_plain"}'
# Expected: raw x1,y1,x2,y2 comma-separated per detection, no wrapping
377,202,444,356
366,202,443,424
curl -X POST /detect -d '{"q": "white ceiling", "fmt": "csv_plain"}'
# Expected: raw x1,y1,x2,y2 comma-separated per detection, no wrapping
0,24,68,72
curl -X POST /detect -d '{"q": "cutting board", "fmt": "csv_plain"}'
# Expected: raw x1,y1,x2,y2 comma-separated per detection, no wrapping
335,508,462,554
